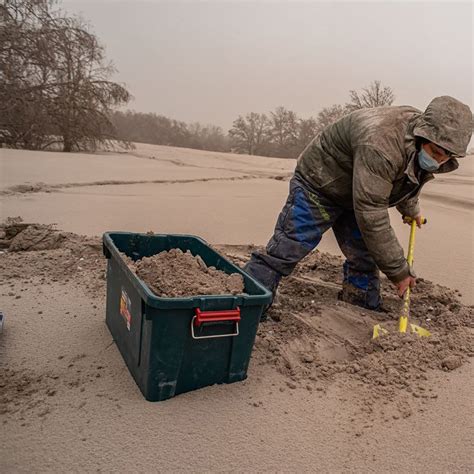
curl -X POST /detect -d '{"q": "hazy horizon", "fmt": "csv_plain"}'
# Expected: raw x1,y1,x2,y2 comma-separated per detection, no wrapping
63,1,473,134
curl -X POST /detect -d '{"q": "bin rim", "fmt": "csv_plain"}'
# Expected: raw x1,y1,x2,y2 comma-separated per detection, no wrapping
103,231,273,309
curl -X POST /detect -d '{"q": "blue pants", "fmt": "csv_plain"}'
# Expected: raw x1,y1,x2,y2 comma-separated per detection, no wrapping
244,174,381,310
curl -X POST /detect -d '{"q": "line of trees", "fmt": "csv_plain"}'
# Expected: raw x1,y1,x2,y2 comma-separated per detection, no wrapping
112,80,395,158
0,0,131,151
110,111,230,152
228,81,395,157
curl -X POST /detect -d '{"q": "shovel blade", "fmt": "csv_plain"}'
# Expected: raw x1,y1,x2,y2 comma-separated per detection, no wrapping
372,324,388,339
410,324,431,337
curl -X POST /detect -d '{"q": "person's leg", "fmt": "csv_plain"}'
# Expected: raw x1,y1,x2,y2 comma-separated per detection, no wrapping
244,175,342,299
332,211,382,310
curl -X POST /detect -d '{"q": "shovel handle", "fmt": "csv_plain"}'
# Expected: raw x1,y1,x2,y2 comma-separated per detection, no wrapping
402,216,427,225
399,287,411,332
406,221,419,266
399,217,425,332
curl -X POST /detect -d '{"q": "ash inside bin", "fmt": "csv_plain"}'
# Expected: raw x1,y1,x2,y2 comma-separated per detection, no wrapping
122,248,245,297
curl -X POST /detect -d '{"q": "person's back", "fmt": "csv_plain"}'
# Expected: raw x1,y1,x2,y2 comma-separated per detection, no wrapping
295,105,422,208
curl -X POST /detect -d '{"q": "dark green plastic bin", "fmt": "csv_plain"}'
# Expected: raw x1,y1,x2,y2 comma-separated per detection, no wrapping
102,232,272,402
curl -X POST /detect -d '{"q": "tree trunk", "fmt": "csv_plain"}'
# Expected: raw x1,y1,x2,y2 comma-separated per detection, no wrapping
63,136,72,152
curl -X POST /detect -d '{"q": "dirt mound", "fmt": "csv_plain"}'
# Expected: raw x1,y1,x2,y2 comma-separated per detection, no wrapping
1,221,472,421
9,224,66,252
0,219,104,298
0,217,65,251
219,244,473,418
123,248,244,297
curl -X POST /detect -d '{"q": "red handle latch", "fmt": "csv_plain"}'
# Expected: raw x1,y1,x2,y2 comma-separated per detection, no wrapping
194,308,241,327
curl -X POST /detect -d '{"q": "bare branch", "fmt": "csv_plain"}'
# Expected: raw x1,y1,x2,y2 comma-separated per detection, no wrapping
0,0,131,151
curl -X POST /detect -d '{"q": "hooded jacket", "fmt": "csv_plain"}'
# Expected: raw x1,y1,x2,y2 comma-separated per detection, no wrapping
296,96,472,282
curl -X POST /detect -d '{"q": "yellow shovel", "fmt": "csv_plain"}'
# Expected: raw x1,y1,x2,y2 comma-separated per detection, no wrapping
373,217,431,339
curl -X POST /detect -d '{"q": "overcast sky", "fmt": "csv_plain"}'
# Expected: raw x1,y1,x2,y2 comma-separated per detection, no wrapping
63,0,473,132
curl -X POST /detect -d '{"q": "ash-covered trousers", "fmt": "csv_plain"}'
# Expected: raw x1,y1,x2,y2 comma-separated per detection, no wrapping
244,174,382,309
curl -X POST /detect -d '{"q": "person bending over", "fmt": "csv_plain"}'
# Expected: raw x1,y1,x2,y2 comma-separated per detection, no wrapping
244,96,472,314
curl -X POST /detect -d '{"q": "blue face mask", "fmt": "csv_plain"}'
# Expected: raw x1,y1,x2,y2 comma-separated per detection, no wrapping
418,147,440,172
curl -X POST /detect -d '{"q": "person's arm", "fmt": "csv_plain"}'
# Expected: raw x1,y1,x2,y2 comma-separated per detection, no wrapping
396,196,420,220
352,145,411,283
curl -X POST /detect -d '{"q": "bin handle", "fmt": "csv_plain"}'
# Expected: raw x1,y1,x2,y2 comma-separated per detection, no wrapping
191,308,240,340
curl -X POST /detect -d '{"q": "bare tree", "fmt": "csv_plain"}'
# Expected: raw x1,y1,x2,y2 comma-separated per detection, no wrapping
0,0,131,151
346,80,395,112
297,117,318,149
187,123,228,151
229,112,271,155
315,104,348,132
48,16,131,151
0,0,52,148
269,106,299,156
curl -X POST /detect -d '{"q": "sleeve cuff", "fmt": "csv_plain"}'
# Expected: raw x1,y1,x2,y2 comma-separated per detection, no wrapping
387,263,416,283
396,201,420,219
